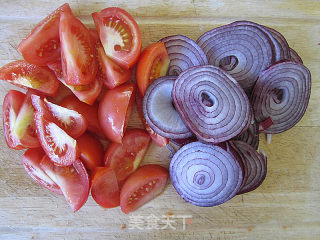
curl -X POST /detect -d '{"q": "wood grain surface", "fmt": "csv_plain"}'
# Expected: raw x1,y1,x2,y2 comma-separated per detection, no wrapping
0,1,319,239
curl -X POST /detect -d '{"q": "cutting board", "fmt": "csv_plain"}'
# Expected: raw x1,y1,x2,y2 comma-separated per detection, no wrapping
0,1,319,239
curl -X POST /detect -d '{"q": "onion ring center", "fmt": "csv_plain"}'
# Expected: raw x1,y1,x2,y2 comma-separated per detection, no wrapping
219,55,239,72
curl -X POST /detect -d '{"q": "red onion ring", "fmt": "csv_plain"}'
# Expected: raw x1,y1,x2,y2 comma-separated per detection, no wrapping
143,76,192,139
290,48,303,64
233,114,259,150
251,61,311,134
229,141,267,194
172,65,250,143
160,35,208,76
196,21,275,90
170,142,243,207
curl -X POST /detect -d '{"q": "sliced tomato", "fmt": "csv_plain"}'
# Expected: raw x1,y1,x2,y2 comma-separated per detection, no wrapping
60,10,97,85
22,148,62,195
91,167,120,208
13,91,40,148
92,7,141,69
2,90,26,149
98,83,135,143
40,156,89,212
136,42,170,96
136,92,168,147
18,3,72,66
77,132,104,173
104,129,151,183
34,112,79,166
47,60,102,105
0,60,59,96
31,94,87,138
120,164,169,214
60,95,104,139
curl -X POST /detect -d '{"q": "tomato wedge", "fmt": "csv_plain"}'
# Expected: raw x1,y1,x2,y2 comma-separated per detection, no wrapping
47,60,102,105
2,90,26,149
22,148,62,195
78,132,104,173
104,129,151,183
92,7,141,69
91,167,120,208
98,83,135,143
0,60,59,96
60,10,97,85
60,95,104,139
136,92,168,147
40,156,89,212
31,94,87,138
18,3,72,66
34,112,79,166
120,164,169,214
136,42,170,96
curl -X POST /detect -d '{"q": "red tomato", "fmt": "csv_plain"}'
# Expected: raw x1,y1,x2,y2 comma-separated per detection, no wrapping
2,90,26,149
60,10,97,85
92,7,141,69
104,128,151,183
136,42,170,96
120,164,169,214
47,60,102,105
21,148,62,195
77,132,104,172
31,94,88,138
34,112,79,166
18,3,72,66
136,92,168,147
60,95,104,139
0,60,59,96
91,167,120,208
98,83,135,143
40,156,89,212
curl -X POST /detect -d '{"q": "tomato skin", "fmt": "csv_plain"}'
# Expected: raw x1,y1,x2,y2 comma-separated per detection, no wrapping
104,128,151,182
92,7,142,69
60,10,97,85
136,42,170,96
135,92,168,147
40,156,90,212
0,60,59,96
120,164,169,214
34,112,79,166
91,167,120,208
2,90,26,149
77,132,104,172
98,83,136,143
60,95,104,139
21,148,62,195
18,3,72,66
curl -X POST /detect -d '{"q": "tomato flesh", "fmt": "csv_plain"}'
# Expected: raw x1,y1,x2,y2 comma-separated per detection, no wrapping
34,112,79,166
60,10,97,85
0,60,59,96
104,128,151,182
98,83,135,143
92,7,141,69
120,164,169,214
40,156,89,212
18,3,72,66
136,42,170,96
91,167,120,208
22,148,62,195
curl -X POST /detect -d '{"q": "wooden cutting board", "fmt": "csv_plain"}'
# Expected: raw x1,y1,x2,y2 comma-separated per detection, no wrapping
0,1,319,239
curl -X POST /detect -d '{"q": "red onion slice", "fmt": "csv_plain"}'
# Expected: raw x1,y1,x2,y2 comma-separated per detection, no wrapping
196,21,274,90
170,142,243,207
290,48,303,64
234,115,259,150
160,35,208,76
230,141,267,194
251,61,311,134
172,65,250,143
143,76,192,139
